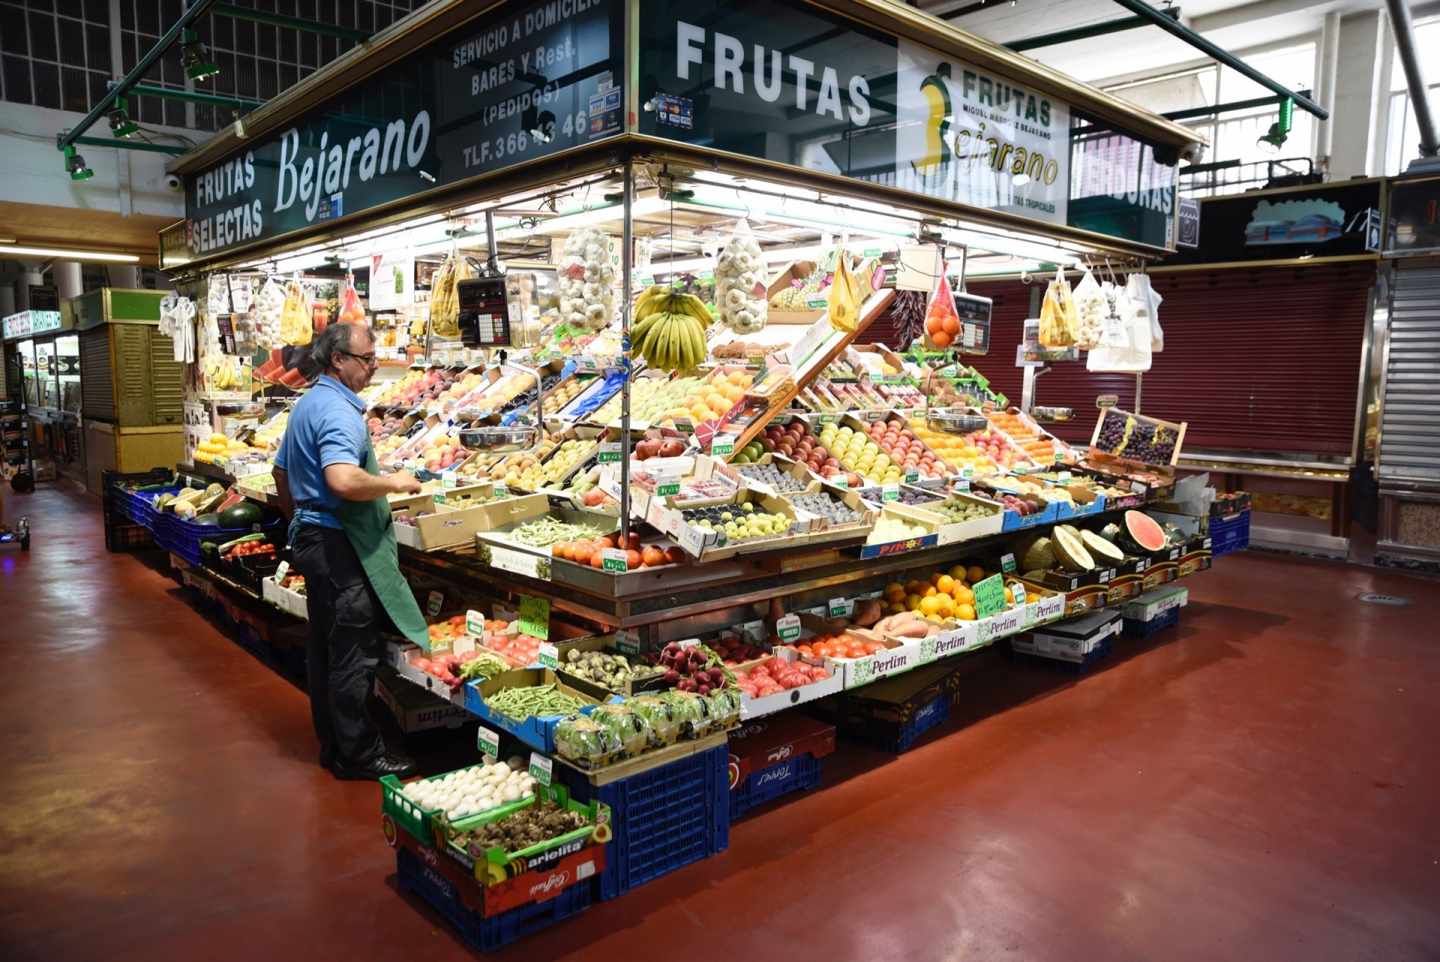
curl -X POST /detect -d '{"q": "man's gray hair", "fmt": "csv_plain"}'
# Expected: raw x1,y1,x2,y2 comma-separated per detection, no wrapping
310,322,371,372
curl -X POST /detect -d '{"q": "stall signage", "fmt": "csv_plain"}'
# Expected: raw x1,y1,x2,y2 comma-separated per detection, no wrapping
182,0,621,259
518,595,551,639
2,311,62,340
477,726,501,760
632,0,1190,246
971,573,1007,619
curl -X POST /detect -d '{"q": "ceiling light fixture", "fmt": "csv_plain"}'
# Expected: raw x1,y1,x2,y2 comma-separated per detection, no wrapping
62,144,93,181
182,28,221,82
108,96,139,138
1257,97,1294,154
0,245,139,263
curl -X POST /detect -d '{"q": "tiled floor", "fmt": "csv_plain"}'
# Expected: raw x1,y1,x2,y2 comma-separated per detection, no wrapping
2,482,1437,961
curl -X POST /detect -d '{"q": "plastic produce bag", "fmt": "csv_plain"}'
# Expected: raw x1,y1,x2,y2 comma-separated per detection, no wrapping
337,275,367,326
706,687,742,729
1087,284,1151,373
922,271,961,349
1127,273,1164,351
279,279,312,346
627,694,683,746
715,218,767,333
1038,272,1077,348
587,704,652,757
827,248,863,332
1072,269,1104,350
554,714,623,766
428,252,468,339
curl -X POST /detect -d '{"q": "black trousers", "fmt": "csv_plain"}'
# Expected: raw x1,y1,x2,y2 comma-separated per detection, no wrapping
290,523,388,766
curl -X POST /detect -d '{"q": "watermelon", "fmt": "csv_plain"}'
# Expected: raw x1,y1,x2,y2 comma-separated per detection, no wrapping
1121,510,1168,554
219,502,264,529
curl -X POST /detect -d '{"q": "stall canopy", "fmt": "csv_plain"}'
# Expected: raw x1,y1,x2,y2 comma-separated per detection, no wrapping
161,0,1203,274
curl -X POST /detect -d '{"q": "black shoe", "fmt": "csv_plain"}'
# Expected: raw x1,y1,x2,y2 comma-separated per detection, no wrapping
331,752,417,781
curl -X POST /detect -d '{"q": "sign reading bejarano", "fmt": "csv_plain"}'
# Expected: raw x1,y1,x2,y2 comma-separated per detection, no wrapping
185,0,619,257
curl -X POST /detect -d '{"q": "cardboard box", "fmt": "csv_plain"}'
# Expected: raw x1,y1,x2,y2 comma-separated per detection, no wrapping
857,504,941,559
261,574,308,619
728,713,836,790
1013,609,1122,663
551,636,670,699
737,647,846,719
765,260,824,326
375,667,472,732
898,490,1004,546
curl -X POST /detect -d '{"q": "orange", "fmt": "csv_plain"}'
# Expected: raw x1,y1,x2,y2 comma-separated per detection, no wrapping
966,565,985,584
930,330,953,348
919,595,942,618
906,593,924,611
949,564,969,582
929,571,944,585
924,586,937,597
1026,592,1040,603
905,579,927,596
955,603,976,621
936,574,956,595
942,315,960,337
884,582,906,602
953,585,974,605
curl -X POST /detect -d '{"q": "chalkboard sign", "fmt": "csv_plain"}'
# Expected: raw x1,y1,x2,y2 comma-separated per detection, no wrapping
954,291,992,355
457,276,511,348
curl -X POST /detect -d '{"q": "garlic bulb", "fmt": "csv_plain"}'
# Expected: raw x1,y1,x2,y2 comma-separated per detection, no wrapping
558,227,618,332
715,219,768,333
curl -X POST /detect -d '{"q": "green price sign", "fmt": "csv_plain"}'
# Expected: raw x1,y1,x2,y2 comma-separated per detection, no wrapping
517,595,550,639
903,469,919,484
972,574,1008,619
476,727,500,760
601,547,629,572
656,481,680,497
1000,553,1017,574
776,614,801,643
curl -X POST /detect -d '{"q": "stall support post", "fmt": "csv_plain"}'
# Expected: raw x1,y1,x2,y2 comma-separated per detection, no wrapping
618,160,635,546
1134,373,1143,415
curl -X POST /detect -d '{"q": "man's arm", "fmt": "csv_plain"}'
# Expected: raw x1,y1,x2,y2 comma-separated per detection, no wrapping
273,466,295,520
324,463,421,501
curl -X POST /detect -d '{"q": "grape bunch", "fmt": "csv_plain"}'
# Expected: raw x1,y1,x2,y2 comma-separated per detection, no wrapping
1096,411,1129,452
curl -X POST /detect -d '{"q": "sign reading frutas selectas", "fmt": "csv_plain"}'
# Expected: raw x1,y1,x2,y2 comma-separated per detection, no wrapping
184,0,621,257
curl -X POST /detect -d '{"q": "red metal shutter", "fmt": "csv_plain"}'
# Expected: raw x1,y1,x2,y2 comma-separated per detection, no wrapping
964,264,1374,456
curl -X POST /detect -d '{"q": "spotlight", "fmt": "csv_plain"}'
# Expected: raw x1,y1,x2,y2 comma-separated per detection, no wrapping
63,144,93,181
182,29,220,82
108,96,139,138
1256,97,1294,154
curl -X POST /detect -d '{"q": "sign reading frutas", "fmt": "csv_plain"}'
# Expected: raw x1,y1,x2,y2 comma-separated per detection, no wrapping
183,0,620,258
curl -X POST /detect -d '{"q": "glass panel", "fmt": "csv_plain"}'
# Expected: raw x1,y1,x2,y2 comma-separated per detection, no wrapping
1216,44,1315,103
1068,119,1176,248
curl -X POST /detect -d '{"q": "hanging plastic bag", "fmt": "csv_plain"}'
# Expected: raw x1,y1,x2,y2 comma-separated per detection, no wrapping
1038,271,1077,348
279,278,312,346
922,270,961,349
1072,269,1105,350
1127,272,1164,351
337,274,367,326
1087,284,1151,373
428,251,468,339
715,218,767,333
827,249,863,332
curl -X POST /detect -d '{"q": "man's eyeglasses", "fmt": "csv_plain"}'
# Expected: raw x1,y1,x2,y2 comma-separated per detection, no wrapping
339,350,378,367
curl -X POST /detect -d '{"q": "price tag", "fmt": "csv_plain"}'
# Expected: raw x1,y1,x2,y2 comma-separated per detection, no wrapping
492,482,508,499
904,469,920,484
434,489,447,504
465,609,488,637
601,547,629,572
656,479,681,497
440,470,458,489
972,574,1007,619
881,484,900,502
1000,552,1016,574
425,590,445,617
452,632,476,656
677,524,707,556
828,597,853,619
776,614,802,643
476,727,500,761
829,475,849,489
711,434,736,457
597,441,623,463
675,638,700,650
273,560,290,582
537,642,560,669
518,595,551,638
953,478,971,492
528,752,553,786
483,544,550,581
614,629,642,655
1053,452,1065,464
962,467,974,479
1098,568,1113,584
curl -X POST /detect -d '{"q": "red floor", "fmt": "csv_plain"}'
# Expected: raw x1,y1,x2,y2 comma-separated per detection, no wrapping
2,482,1438,962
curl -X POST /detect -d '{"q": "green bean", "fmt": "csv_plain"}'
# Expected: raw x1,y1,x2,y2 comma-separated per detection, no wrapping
486,684,587,720
512,517,608,547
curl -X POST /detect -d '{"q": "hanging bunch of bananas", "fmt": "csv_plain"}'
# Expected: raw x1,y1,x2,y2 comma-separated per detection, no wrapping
631,286,713,372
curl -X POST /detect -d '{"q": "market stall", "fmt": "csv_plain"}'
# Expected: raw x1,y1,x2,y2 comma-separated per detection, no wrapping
112,0,1248,948
2,309,77,482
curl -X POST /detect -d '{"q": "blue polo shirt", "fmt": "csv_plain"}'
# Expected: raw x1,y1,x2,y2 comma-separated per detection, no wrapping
275,375,369,529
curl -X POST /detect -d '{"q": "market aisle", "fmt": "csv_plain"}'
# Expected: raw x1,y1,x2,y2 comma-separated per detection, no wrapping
2,485,1438,962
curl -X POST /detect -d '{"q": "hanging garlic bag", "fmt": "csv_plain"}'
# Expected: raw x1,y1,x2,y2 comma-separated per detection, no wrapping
1072,269,1105,350
827,249,863,332
280,278,312,346
715,218,767,334
428,251,469,339
557,227,618,332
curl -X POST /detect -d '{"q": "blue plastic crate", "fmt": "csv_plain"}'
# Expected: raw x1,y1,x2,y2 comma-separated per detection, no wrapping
889,691,950,751
1123,605,1180,640
1008,636,1115,673
158,515,282,567
731,752,821,820
395,846,591,951
560,743,729,900
1209,511,1250,557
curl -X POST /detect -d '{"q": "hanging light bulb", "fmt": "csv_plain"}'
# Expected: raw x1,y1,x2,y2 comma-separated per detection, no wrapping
63,144,93,182
108,96,139,138
1256,97,1294,154
182,28,220,82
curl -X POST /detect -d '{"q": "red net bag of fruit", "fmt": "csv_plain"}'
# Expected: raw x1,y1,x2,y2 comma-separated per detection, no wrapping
337,275,367,326
922,270,961,349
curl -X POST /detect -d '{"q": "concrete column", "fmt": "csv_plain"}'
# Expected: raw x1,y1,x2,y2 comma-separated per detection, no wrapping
1316,10,1342,169
0,285,15,317
1329,9,1393,178
14,268,43,311
52,261,83,300
106,264,139,288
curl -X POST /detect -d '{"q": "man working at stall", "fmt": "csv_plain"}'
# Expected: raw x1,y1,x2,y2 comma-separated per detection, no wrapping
273,322,428,780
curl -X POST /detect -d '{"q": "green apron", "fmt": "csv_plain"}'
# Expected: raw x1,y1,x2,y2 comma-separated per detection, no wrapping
333,442,431,651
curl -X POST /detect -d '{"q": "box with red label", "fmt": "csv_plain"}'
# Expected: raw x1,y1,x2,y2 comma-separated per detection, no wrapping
728,714,836,819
